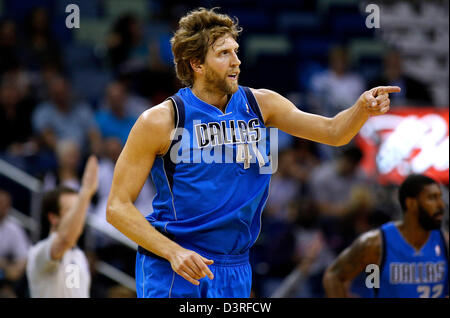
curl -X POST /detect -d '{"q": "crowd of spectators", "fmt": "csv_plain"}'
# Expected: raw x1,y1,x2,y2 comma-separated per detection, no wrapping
0,0,447,298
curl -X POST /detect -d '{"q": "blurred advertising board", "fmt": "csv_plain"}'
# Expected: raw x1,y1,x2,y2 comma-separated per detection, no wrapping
356,107,449,185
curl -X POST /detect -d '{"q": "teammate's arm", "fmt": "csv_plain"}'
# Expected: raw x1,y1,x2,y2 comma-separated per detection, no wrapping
106,102,214,286
50,155,98,260
323,229,381,297
253,86,400,146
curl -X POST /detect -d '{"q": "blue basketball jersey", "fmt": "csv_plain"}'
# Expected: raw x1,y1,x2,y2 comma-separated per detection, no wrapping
146,86,272,255
376,222,449,298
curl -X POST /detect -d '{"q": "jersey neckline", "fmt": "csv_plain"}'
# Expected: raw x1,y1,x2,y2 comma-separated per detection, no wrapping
186,86,238,116
389,222,435,255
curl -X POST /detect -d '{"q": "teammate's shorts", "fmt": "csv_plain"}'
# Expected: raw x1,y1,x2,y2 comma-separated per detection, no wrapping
135,241,252,298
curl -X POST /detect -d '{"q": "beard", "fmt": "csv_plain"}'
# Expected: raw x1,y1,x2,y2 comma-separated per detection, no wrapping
204,64,238,95
417,204,443,231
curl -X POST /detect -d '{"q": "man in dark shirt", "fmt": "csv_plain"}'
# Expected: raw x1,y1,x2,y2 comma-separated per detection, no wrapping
369,50,433,106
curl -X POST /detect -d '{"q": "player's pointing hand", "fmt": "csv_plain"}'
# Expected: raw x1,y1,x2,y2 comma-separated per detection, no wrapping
358,86,401,116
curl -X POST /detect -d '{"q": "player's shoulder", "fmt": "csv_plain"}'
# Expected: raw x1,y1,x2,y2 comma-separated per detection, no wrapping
248,88,284,122
350,228,383,265
354,228,382,250
249,87,280,101
139,100,175,132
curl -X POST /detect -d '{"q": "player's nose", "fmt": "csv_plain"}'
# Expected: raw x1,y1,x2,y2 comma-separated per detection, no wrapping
231,51,241,66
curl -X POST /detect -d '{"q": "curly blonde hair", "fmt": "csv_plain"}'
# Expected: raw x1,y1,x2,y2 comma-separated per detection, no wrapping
170,7,242,87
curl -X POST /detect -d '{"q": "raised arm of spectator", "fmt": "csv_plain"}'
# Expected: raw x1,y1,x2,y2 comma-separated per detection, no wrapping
50,155,98,260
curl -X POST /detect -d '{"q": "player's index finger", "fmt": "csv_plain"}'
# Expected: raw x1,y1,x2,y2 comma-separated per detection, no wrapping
378,86,401,94
201,261,214,279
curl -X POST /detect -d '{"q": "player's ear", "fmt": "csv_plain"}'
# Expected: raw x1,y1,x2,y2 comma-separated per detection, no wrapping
190,59,203,74
47,211,59,226
405,197,417,212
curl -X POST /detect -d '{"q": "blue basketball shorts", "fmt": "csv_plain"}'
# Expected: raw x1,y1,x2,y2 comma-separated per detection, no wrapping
135,243,252,298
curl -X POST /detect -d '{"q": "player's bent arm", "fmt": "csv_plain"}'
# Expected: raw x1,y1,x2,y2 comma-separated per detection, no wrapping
106,102,215,285
253,86,399,146
323,229,382,298
106,102,177,258
51,156,98,260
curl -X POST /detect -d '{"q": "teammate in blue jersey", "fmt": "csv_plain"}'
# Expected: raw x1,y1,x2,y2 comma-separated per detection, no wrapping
106,7,401,298
323,174,449,298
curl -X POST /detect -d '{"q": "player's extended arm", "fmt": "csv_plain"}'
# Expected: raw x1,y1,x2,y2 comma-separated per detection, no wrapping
50,155,99,260
323,230,381,297
106,102,214,286
253,86,400,146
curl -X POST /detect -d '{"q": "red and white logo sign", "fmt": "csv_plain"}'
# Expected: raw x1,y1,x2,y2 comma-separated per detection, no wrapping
356,107,449,185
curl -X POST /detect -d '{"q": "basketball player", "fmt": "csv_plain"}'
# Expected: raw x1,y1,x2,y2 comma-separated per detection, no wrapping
323,174,449,298
26,155,98,297
106,7,400,298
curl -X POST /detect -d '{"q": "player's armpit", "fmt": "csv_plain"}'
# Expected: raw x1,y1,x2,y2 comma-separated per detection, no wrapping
323,229,381,297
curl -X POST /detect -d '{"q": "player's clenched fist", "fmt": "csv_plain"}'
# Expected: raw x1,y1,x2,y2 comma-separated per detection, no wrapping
357,86,401,116
168,247,214,285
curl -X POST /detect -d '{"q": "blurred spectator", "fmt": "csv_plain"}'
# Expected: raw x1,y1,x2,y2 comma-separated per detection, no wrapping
42,139,82,192
0,80,36,154
265,140,319,222
310,146,369,217
288,203,335,298
32,61,63,101
95,82,141,145
1,63,34,102
309,145,374,252
0,19,21,76
99,81,149,118
0,189,31,297
271,221,332,298
31,76,101,154
106,13,177,105
369,49,433,106
310,46,365,117
265,149,302,222
26,156,98,298
107,14,151,72
22,7,62,72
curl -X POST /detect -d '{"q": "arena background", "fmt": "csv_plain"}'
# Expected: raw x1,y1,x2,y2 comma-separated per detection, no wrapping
0,0,448,298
